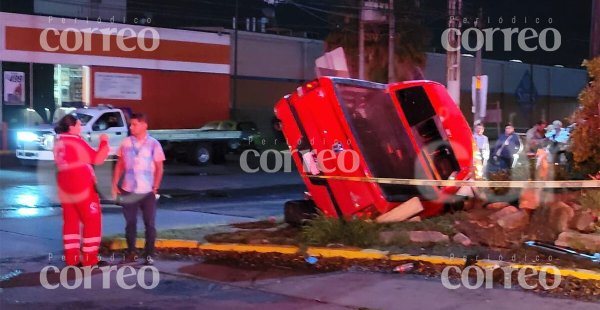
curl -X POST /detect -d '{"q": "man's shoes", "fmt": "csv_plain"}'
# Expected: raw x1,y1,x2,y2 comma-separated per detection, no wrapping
144,256,154,266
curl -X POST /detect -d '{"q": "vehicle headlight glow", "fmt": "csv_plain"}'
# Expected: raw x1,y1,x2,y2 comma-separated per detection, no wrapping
17,131,40,142
41,134,55,150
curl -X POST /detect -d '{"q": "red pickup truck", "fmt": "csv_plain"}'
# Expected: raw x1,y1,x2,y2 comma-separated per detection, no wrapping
274,77,474,224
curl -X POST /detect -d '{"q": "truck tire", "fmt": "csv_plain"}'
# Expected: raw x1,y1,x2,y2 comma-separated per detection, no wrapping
212,143,227,164
189,143,212,166
284,199,318,226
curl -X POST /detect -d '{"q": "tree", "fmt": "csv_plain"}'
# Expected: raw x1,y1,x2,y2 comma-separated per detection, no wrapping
324,0,431,82
569,57,600,176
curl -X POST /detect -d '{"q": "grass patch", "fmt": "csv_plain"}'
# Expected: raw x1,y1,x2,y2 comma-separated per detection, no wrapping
301,212,467,248
301,216,381,248
381,212,466,236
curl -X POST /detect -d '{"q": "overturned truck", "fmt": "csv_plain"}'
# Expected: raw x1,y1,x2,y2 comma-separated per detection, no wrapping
274,77,475,224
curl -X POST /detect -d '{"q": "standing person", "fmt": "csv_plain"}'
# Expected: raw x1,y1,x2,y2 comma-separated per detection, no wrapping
112,113,165,265
472,123,490,179
54,114,109,267
525,120,547,154
492,123,522,172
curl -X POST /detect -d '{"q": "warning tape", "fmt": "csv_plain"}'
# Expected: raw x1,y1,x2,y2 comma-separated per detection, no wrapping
307,175,600,188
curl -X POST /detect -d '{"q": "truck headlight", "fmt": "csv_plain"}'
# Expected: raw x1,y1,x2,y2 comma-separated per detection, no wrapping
17,132,40,142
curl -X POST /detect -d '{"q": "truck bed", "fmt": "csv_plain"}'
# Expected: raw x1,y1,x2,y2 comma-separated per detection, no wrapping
148,129,243,142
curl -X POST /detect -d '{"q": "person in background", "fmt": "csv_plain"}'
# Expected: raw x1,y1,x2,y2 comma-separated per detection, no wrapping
472,123,490,179
492,123,522,172
525,120,547,154
112,113,165,265
54,114,109,267
546,120,570,164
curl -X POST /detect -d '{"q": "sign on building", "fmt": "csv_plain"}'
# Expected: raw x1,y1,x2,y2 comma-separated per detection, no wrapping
94,72,142,100
3,71,26,105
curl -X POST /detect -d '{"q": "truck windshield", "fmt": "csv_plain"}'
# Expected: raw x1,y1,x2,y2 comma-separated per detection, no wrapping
334,82,420,200
76,113,93,126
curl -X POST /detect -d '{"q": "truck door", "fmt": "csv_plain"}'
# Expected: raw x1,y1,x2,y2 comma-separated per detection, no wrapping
88,111,128,154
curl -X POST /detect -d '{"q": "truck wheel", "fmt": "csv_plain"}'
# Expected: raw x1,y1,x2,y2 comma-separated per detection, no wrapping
190,144,212,166
212,143,227,164
284,199,318,226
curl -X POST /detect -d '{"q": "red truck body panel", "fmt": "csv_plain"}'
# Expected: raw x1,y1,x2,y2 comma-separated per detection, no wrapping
274,77,474,219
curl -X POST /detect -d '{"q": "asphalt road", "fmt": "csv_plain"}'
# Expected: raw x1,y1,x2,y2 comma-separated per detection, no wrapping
1,158,598,308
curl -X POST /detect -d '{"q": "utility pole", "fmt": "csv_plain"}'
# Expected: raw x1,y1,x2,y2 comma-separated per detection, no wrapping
446,0,462,107
359,0,365,80
232,0,239,120
591,0,600,58
388,0,395,83
473,7,483,126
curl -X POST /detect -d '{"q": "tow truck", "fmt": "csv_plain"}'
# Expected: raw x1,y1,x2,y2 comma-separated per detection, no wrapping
274,77,475,223
16,106,261,166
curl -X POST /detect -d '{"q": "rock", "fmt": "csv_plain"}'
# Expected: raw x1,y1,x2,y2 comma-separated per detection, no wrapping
489,206,518,221
452,233,472,246
566,202,583,211
408,231,450,243
555,231,600,253
519,188,541,210
570,211,598,233
549,202,575,233
378,231,406,245
486,202,510,210
497,211,530,231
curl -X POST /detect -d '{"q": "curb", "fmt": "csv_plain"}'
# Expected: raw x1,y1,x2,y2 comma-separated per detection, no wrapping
109,238,600,281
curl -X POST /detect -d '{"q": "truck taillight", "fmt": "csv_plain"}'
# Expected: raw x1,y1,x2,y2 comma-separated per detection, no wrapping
296,80,320,97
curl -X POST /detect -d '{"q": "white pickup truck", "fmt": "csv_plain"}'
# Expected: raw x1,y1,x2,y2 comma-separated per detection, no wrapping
16,106,261,166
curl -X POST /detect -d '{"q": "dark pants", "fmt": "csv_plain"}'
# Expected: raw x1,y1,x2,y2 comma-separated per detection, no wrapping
119,191,156,256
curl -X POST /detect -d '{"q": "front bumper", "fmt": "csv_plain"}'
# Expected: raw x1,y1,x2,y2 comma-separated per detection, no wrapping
16,149,54,161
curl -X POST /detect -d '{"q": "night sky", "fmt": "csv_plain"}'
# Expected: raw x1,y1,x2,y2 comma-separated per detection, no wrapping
128,0,593,67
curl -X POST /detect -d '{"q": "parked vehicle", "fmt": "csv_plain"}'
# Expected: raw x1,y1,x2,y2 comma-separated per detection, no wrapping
274,77,474,224
16,106,261,166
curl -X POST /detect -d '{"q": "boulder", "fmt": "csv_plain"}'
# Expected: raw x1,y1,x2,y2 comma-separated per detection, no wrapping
486,202,510,210
549,202,575,233
378,231,407,245
519,188,541,210
452,233,472,246
408,231,450,243
497,211,530,231
555,231,600,253
570,211,598,233
489,206,518,221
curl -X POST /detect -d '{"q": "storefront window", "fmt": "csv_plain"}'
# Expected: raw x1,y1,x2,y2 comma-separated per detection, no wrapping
54,64,83,107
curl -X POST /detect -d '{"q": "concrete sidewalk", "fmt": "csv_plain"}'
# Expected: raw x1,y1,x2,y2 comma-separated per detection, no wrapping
1,259,598,310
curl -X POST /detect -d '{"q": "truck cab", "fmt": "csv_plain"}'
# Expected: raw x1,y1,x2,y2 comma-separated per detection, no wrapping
16,105,128,163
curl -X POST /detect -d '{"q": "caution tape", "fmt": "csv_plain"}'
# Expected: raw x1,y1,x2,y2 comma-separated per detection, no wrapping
307,175,600,188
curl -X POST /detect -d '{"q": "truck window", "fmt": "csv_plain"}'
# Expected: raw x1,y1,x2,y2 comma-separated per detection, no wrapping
76,113,93,126
92,112,124,131
335,82,420,200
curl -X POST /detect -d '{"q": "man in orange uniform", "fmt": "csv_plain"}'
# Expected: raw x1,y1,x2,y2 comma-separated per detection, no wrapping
54,114,109,267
